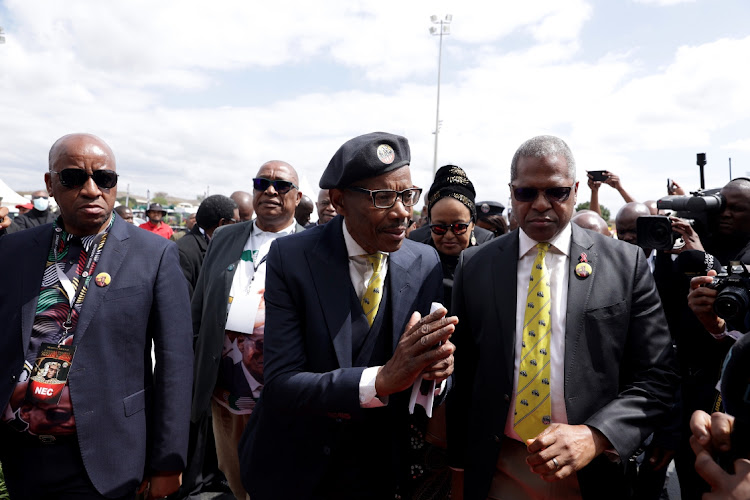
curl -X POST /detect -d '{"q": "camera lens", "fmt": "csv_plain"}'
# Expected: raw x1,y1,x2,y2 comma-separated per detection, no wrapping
714,286,750,322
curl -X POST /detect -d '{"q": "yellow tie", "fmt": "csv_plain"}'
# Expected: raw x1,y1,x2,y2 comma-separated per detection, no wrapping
361,253,385,326
514,243,552,441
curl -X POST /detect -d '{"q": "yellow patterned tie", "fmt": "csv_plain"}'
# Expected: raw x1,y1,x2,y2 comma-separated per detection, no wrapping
361,253,386,326
514,242,552,441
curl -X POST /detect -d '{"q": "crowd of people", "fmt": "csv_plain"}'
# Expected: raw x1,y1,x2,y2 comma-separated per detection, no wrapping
0,131,748,500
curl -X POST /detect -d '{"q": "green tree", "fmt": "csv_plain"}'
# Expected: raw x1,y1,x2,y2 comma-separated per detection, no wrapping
576,201,610,222
152,192,169,207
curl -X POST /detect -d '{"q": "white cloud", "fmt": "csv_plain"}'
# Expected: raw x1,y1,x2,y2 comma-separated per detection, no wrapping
0,0,747,222
632,0,696,5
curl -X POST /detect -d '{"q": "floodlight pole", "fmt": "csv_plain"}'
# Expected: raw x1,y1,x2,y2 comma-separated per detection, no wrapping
430,15,451,179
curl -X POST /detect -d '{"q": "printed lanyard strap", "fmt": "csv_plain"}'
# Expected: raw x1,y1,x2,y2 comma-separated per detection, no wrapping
52,228,106,336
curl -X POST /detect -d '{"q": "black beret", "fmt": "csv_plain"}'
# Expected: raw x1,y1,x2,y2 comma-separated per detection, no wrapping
476,200,505,217
319,132,410,189
427,165,476,220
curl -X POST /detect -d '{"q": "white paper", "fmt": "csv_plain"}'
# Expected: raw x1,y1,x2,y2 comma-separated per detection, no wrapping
408,302,442,417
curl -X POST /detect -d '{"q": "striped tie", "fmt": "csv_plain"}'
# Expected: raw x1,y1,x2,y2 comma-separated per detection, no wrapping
361,253,385,326
514,243,552,441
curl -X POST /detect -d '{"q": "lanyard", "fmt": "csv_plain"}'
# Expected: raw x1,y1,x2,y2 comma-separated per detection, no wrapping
52,226,106,336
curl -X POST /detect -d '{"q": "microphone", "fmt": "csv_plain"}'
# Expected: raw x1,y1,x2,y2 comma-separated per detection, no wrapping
676,250,722,276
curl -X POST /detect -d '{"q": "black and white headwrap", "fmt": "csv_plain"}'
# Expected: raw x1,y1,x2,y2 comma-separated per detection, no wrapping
427,165,477,221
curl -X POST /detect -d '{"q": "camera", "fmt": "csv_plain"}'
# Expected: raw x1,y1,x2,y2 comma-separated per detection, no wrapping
588,170,608,182
706,261,750,324
636,215,685,251
656,188,724,248
657,190,724,213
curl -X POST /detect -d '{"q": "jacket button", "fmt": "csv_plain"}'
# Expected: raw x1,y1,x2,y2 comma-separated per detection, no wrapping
503,394,510,402
11,375,16,381
493,435,501,443
323,446,331,456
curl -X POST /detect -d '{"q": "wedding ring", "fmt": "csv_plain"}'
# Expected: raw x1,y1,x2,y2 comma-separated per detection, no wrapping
421,337,427,346
552,457,560,469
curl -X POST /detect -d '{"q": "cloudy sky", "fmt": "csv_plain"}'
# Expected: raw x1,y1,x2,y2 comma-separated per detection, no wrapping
1,0,748,217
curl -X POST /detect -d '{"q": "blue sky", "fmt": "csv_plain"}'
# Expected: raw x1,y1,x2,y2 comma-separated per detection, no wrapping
1,0,749,218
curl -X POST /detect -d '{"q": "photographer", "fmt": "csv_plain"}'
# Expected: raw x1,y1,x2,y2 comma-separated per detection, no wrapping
615,202,701,499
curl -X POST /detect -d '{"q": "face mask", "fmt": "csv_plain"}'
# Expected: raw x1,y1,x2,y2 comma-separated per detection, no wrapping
33,198,49,211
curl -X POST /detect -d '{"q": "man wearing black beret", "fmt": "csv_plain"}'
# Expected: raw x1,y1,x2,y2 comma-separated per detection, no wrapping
239,132,457,499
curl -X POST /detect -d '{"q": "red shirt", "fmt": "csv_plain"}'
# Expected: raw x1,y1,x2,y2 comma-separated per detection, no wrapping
139,220,174,239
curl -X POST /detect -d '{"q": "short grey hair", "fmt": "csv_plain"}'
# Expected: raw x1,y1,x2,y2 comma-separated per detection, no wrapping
510,135,576,182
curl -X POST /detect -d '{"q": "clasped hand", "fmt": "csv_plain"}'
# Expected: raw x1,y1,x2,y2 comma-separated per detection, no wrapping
375,307,457,398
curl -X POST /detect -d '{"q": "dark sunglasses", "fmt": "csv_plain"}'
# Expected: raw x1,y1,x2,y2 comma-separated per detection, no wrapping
429,222,471,236
50,169,118,189
347,187,422,209
511,185,574,203
252,177,298,194
42,407,73,424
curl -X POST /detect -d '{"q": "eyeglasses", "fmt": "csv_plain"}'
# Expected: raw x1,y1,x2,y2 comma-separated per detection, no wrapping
347,187,422,209
252,177,298,194
511,185,575,203
50,169,118,189
429,222,471,236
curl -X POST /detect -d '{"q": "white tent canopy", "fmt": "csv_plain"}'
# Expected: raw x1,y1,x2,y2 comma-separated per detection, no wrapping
0,177,29,208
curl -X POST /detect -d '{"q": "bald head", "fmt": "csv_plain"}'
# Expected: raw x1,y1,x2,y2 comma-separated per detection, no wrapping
49,133,115,171
231,191,254,221
45,133,117,236
616,202,651,245
295,195,314,226
719,178,750,235
572,211,611,236
316,189,337,224
253,160,301,232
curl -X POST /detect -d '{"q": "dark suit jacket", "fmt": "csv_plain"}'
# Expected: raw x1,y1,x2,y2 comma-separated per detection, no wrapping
238,216,444,499
190,219,305,423
0,216,193,498
447,225,679,500
176,224,208,296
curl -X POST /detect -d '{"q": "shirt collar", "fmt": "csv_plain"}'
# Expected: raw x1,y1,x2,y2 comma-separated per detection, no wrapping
252,219,296,236
342,219,389,259
518,222,572,259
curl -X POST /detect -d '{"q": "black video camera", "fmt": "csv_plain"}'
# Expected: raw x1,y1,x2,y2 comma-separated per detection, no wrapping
656,188,725,246
707,261,750,326
636,215,685,251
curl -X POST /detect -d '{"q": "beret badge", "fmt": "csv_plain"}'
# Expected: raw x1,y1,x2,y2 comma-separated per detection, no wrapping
376,144,395,165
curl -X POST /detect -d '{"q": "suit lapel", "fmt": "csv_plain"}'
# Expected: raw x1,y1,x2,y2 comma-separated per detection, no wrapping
72,217,129,346
492,233,520,391
388,243,420,352
307,218,354,368
564,225,595,398
21,226,55,353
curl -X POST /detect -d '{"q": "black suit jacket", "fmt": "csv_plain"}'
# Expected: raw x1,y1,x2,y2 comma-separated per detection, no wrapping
0,217,193,498
447,225,679,500
176,224,208,296
238,216,444,499
190,219,305,423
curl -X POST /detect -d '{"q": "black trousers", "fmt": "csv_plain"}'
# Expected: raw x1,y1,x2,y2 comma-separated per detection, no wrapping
0,430,132,500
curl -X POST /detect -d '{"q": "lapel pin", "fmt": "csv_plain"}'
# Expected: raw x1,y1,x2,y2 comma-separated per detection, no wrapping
575,252,592,279
94,272,111,287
